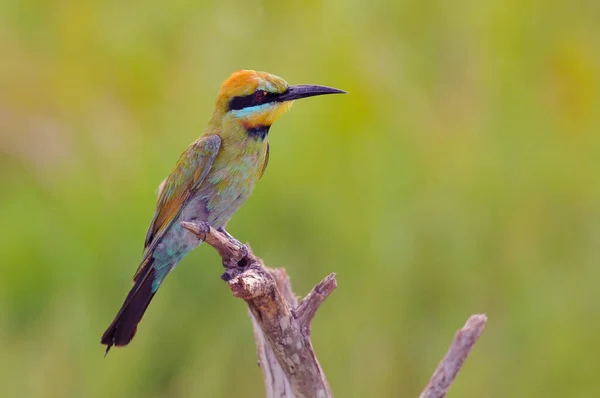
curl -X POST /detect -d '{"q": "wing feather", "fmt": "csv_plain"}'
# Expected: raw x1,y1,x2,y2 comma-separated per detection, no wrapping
134,135,221,280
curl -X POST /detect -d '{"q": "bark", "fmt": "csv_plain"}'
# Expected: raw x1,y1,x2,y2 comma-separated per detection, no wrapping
181,221,487,398
182,221,334,398
419,314,488,398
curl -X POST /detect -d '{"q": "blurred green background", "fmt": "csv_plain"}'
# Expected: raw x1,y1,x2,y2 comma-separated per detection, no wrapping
1,0,599,397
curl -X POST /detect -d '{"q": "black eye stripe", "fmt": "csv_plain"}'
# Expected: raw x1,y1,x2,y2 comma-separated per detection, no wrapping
228,90,280,111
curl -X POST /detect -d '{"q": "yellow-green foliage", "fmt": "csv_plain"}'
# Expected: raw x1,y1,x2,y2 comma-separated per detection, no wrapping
1,1,599,397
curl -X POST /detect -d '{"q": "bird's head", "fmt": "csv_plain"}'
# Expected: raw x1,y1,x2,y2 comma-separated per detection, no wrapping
214,70,345,134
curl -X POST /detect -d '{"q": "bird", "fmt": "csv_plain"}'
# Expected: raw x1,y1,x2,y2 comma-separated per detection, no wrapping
101,70,345,353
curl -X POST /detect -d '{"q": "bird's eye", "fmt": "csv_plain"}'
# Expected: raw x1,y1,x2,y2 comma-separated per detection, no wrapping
254,90,267,101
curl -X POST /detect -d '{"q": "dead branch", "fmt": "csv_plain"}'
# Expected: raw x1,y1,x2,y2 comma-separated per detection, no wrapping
182,220,486,398
182,221,335,398
419,314,487,398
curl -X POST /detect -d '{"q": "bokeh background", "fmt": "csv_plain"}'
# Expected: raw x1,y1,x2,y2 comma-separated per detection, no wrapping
1,1,600,397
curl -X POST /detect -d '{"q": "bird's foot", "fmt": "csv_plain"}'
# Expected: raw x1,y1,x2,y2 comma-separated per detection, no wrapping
181,219,211,241
217,226,236,241
195,221,211,242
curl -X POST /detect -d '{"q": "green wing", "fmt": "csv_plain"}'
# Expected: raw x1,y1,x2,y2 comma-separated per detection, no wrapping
143,135,221,251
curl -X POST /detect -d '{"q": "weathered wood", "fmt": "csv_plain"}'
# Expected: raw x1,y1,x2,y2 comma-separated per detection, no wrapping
419,314,487,398
250,309,295,398
294,274,337,336
182,221,335,398
182,220,487,398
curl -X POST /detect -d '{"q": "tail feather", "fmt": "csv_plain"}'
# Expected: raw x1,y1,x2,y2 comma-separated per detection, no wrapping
101,261,158,354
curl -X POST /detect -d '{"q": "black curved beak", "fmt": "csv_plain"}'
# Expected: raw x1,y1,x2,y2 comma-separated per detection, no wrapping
277,84,347,102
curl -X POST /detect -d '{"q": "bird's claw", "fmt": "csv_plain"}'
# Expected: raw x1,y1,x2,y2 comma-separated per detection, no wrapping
217,226,235,240
196,221,211,241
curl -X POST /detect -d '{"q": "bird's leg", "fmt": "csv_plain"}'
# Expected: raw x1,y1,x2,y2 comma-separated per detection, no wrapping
217,226,249,260
217,226,236,241
190,220,211,241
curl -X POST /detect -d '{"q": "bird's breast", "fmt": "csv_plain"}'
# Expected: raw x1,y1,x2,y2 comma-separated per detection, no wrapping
183,139,267,228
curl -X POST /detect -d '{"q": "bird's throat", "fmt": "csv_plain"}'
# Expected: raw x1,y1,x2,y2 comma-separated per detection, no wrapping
245,125,270,141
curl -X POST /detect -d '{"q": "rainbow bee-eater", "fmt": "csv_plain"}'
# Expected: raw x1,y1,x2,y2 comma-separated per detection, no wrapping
101,70,345,353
